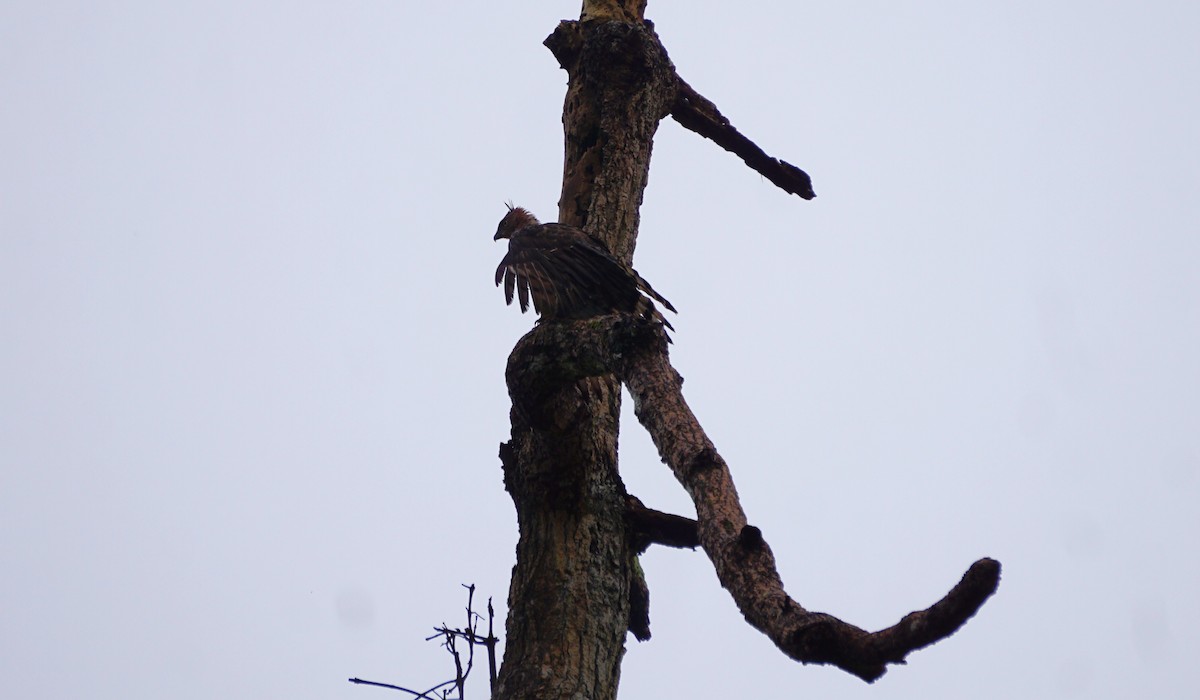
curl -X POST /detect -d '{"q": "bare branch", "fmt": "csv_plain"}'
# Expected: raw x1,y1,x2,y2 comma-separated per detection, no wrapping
626,495,700,552
671,76,816,200
355,586,500,698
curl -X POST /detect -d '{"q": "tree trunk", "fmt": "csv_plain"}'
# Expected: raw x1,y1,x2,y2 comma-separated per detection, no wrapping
494,7,675,700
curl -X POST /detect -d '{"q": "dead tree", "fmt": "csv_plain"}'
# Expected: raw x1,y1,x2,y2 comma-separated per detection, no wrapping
494,3,999,698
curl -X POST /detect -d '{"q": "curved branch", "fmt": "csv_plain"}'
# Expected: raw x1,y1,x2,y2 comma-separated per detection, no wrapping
596,316,998,682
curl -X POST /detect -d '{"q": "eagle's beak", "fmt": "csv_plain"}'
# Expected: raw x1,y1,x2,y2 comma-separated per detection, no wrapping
493,231,505,241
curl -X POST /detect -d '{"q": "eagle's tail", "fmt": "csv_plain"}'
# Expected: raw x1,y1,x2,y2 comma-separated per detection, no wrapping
635,273,677,314
633,297,675,344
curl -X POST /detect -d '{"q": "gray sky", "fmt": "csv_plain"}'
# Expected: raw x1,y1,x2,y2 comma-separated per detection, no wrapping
3,2,1197,698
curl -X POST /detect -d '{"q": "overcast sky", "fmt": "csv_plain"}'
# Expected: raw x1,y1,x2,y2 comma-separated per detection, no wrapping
3,2,1198,699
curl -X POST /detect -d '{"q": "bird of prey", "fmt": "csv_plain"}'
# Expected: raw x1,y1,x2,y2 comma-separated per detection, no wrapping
493,205,676,334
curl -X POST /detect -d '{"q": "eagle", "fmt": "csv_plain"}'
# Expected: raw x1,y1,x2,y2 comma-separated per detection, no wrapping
494,205,677,335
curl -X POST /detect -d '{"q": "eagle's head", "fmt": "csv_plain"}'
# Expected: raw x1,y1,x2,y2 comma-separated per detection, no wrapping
494,204,540,240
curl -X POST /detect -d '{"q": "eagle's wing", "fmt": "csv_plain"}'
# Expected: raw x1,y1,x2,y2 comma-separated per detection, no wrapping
497,225,632,317
496,223,676,336
542,225,677,314
496,248,561,315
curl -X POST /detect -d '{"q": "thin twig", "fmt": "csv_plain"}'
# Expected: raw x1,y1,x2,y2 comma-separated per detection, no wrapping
347,678,456,698
485,598,498,695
